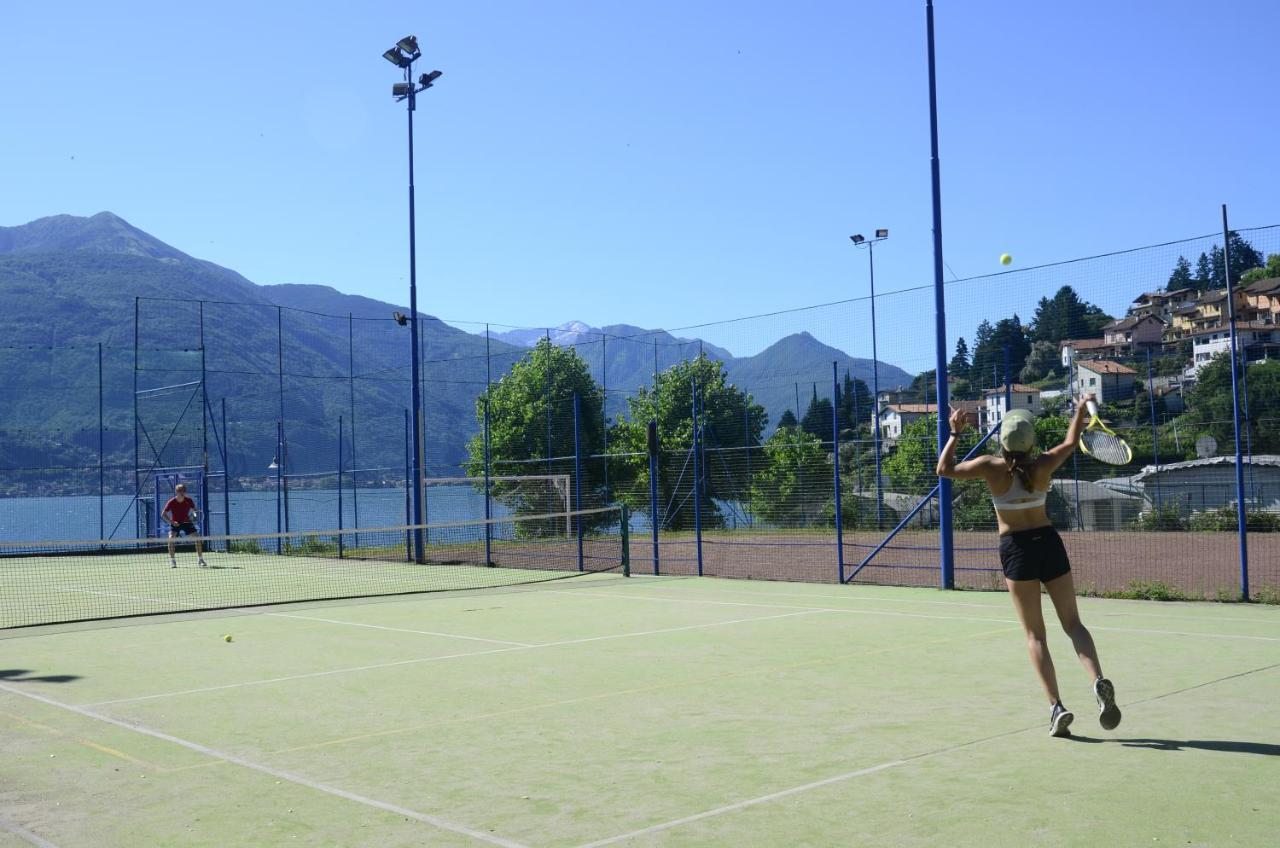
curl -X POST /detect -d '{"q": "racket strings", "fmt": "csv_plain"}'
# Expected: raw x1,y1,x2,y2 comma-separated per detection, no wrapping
1081,429,1131,464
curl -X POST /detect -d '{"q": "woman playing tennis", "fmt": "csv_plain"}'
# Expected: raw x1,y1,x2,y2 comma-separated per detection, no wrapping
936,395,1120,737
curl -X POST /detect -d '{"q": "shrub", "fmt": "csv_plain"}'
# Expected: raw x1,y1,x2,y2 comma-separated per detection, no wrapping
1189,505,1280,533
1128,504,1188,532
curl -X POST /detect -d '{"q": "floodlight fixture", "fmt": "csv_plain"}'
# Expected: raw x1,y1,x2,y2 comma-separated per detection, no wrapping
875,228,889,239
850,234,865,244
419,70,442,88
397,35,420,57
383,47,411,68
392,82,413,97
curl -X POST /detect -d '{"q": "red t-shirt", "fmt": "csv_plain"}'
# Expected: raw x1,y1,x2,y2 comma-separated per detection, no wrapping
163,496,196,524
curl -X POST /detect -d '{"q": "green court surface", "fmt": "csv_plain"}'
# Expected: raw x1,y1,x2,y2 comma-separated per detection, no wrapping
2,576,1278,847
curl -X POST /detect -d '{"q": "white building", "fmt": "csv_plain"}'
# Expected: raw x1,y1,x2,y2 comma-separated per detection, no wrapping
982,383,1042,429
1074,360,1137,403
1190,322,1280,374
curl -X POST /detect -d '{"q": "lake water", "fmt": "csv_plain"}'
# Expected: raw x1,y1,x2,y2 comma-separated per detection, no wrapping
0,487,503,543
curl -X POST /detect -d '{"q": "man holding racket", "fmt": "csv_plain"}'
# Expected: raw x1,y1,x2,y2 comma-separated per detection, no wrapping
162,482,207,568
936,394,1120,737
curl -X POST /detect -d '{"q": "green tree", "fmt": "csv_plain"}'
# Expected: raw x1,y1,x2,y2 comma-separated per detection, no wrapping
949,337,971,379
883,414,941,495
776,409,798,430
748,427,832,527
800,386,834,441
611,354,766,529
1193,252,1213,291
909,369,937,404
971,315,1032,390
1239,253,1280,285
1020,340,1062,383
836,371,872,436
1184,356,1280,453
1167,256,1194,290
1207,231,1265,287
1029,286,1112,344
465,338,606,533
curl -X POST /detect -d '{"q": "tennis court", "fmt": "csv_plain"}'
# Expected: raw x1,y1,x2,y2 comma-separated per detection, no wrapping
3,569,1278,847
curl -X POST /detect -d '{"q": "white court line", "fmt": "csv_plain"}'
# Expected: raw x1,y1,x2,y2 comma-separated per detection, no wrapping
268,613,535,647
84,609,828,707
577,760,908,847
641,582,1279,625
0,683,528,848
550,590,1280,642
0,818,60,848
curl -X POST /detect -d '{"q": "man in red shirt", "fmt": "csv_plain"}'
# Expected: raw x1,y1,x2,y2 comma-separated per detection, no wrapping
162,483,207,568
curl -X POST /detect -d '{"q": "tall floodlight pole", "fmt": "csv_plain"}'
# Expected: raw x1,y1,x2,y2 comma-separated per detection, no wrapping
384,35,442,564
926,0,955,588
850,230,889,527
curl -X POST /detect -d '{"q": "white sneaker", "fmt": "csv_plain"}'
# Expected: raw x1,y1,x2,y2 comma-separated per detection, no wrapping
198,558,208,568
1094,678,1121,730
170,558,177,569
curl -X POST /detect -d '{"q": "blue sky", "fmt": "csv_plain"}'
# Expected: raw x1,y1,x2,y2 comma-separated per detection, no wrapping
2,0,1277,364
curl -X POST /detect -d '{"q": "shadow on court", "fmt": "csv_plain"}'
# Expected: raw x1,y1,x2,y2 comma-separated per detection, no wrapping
0,668,81,684
1067,735,1280,757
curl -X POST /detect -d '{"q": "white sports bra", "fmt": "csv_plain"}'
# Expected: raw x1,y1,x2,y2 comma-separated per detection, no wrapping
991,474,1048,511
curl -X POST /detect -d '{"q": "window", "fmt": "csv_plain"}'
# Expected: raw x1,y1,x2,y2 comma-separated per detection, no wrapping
1026,394,1034,403
1089,377,1097,387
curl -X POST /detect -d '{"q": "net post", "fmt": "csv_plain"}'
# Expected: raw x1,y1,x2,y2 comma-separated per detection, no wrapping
620,503,631,577
832,361,845,584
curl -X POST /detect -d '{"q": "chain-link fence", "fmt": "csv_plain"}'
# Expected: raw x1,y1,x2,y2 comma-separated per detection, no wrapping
2,223,1277,599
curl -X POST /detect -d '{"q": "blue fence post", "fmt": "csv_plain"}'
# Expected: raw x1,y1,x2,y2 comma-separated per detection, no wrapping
1147,348,1161,511
574,392,584,571
404,409,412,563
692,377,703,577
337,415,345,559
648,419,660,575
98,342,105,542
274,420,283,554
483,397,493,566
1221,204,1249,599
832,361,845,583
927,0,954,589
221,398,231,537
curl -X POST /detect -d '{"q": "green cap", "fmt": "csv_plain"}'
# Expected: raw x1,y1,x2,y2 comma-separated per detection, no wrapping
999,409,1037,453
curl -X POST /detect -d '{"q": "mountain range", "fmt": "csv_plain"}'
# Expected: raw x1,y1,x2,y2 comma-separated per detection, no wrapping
0,213,911,492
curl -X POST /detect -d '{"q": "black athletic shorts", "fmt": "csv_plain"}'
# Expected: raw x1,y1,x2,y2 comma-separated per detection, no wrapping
169,521,198,536
998,526,1070,583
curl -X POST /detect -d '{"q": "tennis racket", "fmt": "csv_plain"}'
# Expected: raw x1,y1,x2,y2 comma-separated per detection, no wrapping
1079,400,1133,465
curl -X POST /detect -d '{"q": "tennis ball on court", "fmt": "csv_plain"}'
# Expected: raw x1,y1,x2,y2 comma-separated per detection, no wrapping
1000,253,1013,266
223,634,233,642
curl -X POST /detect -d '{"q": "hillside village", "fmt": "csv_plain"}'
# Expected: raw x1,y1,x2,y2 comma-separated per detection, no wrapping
871,270,1280,528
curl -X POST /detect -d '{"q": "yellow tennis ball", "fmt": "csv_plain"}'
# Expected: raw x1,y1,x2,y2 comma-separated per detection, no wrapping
1000,253,1012,266
223,634,233,643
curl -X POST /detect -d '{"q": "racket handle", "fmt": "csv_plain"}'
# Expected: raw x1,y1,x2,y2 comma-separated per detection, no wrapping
1086,400,1099,416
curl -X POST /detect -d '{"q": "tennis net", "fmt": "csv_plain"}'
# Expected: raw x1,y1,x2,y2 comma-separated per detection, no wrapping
0,506,627,629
